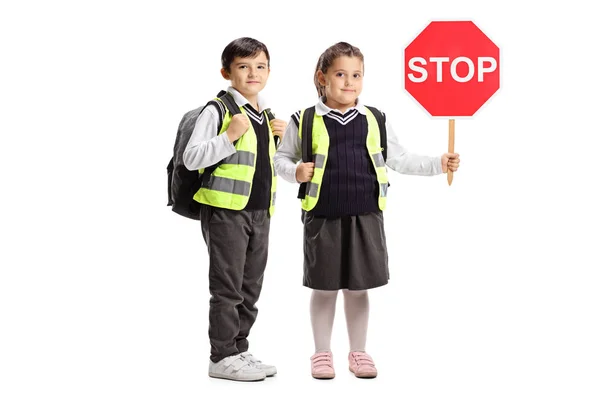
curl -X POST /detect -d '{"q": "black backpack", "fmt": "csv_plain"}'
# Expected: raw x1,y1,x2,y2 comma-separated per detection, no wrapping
167,90,277,220
297,105,388,199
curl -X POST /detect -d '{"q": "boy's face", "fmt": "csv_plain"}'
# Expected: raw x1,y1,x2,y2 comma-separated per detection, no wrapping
221,51,270,100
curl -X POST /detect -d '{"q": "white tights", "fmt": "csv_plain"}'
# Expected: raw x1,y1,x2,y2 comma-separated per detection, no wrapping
310,289,369,353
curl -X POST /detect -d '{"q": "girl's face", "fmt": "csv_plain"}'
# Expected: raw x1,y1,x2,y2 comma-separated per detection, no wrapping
318,56,363,112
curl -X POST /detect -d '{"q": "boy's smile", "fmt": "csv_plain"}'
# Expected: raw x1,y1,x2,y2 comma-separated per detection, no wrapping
221,51,270,104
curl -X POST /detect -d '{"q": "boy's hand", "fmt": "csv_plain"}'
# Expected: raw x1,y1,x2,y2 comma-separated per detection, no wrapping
296,162,315,183
227,114,250,142
270,118,287,138
442,153,460,173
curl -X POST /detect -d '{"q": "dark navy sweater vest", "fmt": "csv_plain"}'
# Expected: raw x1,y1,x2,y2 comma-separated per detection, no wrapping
244,105,271,211
311,112,379,217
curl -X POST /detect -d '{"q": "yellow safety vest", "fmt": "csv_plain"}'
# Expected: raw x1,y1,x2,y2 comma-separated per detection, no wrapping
194,98,278,216
299,108,388,211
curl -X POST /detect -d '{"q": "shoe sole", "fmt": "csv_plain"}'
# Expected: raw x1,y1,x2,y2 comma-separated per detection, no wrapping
312,373,335,379
208,372,266,382
349,367,377,378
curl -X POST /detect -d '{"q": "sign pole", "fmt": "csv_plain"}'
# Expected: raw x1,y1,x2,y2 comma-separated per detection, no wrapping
448,119,455,186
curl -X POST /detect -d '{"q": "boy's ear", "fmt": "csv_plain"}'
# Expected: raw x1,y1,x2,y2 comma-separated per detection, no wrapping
220,68,229,80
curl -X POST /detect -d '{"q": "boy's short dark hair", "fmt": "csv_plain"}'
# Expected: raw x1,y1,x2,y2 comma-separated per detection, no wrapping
221,37,270,72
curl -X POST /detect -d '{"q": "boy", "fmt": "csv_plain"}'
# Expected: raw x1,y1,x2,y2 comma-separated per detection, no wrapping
183,37,286,381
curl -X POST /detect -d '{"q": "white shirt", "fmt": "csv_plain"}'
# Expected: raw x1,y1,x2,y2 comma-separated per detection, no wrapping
183,87,269,170
273,97,443,183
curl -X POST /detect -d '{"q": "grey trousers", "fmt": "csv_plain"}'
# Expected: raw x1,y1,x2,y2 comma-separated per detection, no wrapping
200,204,270,363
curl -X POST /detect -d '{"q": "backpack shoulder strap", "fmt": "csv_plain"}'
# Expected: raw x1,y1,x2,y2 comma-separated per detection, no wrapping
365,105,387,161
263,108,280,147
264,108,275,121
216,90,241,117
301,106,316,163
297,106,316,199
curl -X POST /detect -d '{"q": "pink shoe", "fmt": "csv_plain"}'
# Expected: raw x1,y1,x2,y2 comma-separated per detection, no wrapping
348,351,377,378
311,351,335,379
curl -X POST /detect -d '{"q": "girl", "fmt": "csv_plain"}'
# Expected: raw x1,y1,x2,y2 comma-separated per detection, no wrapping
273,42,460,379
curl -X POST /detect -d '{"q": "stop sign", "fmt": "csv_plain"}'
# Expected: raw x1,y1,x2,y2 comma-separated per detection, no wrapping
404,21,500,117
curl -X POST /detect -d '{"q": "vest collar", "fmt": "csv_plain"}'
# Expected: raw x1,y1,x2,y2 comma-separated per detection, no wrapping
227,86,268,112
315,96,367,116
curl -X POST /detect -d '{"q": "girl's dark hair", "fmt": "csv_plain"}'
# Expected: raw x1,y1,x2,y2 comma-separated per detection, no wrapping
221,37,270,72
314,42,364,97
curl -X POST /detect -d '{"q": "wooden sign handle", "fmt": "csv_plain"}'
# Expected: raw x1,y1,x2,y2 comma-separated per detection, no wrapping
448,119,455,186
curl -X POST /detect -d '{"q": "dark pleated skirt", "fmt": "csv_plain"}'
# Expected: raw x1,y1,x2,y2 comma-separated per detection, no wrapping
302,211,389,290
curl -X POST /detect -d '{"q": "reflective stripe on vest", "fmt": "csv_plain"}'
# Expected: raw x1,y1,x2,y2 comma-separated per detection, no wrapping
300,107,388,212
194,98,278,215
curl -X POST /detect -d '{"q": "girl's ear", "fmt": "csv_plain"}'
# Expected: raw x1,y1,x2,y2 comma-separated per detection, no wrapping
317,70,327,86
220,68,229,80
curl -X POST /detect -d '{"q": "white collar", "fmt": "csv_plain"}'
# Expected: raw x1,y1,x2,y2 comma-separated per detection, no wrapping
315,96,367,116
227,86,267,112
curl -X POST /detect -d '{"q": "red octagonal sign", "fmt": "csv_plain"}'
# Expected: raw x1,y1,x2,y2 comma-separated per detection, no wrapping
404,21,500,117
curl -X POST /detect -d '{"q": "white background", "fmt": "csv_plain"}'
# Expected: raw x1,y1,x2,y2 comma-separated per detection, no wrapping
1,0,599,399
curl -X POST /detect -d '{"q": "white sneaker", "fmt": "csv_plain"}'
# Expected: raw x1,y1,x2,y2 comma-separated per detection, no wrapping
240,351,277,377
208,353,266,381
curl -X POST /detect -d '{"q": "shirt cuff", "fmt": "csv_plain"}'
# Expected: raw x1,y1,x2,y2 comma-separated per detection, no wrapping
435,156,443,174
220,132,236,153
